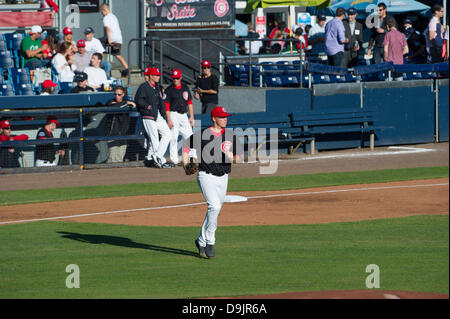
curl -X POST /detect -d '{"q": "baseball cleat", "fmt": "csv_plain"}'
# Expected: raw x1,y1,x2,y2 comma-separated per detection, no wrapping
195,240,207,258
206,244,215,258
161,162,176,168
151,154,162,168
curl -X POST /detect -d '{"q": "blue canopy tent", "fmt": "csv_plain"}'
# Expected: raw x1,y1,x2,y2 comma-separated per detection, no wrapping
310,0,431,18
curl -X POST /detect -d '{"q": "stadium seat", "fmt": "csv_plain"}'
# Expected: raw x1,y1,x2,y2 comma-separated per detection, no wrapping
281,74,300,87
3,32,24,52
0,39,7,52
10,68,31,85
312,74,331,84
0,83,15,96
329,74,346,83
0,51,14,69
265,76,283,87
58,81,76,94
14,83,35,96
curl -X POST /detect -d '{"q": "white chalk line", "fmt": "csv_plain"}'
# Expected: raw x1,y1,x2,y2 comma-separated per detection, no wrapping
0,182,448,226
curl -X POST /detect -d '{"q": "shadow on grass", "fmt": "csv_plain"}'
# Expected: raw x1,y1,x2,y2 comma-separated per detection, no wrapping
58,231,201,258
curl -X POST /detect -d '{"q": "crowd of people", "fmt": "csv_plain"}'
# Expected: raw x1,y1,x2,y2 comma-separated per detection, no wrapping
237,3,449,68
0,58,219,170
18,2,129,92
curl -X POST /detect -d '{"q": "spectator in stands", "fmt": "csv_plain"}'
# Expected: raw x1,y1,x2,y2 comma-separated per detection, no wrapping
0,120,29,169
194,60,219,114
403,18,427,64
105,85,136,163
324,7,349,67
20,25,48,70
383,17,408,65
52,41,77,82
59,27,77,53
343,7,363,68
270,30,285,53
100,3,129,78
41,33,58,63
444,27,449,61
83,27,112,77
425,3,445,63
40,79,57,95
244,23,263,55
368,2,394,64
40,0,58,19
70,72,94,93
84,53,108,91
73,40,92,72
293,27,308,53
308,15,327,57
35,116,65,167
269,19,290,43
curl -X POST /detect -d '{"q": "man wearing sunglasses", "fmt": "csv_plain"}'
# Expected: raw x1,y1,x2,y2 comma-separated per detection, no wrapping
164,69,194,166
105,86,136,163
194,60,219,114
368,2,396,64
0,120,29,169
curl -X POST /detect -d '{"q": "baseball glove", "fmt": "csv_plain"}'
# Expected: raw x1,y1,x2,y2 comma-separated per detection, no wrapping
183,161,199,175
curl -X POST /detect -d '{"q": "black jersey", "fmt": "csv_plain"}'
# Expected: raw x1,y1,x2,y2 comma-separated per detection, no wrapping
36,128,56,162
195,74,219,104
164,83,192,114
184,127,242,177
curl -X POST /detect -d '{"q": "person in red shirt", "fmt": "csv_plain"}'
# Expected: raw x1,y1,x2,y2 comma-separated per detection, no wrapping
0,120,29,168
40,0,59,19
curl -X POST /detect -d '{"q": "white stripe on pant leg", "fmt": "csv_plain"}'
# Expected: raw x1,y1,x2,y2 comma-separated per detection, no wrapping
197,172,228,246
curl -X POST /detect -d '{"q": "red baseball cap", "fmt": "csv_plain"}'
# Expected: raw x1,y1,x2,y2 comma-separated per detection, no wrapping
46,115,61,126
63,27,73,35
144,67,161,76
77,39,86,48
0,120,11,129
171,69,182,78
201,60,211,68
211,106,232,118
42,80,57,89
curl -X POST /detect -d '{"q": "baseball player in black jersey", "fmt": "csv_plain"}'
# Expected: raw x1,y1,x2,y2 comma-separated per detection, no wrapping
164,69,194,165
135,67,172,168
182,106,242,258
35,116,65,167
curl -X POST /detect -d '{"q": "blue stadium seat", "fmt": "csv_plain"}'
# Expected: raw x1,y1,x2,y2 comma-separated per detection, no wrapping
344,73,358,82
329,74,346,83
312,74,331,84
10,68,31,85
14,83,35,96
3,32,24,52
58,81,76,94
0,38,7,52
282,74,300,87
0,83,15,96
0,51,14,69
265,76,283,87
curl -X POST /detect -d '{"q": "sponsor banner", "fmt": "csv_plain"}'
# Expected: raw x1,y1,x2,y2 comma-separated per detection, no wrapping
68,0,100,13
147,0,235,29
0,11,52,27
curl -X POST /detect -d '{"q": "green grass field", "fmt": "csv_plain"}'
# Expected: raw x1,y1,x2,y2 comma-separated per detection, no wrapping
0,215,447,298
0,166,448,298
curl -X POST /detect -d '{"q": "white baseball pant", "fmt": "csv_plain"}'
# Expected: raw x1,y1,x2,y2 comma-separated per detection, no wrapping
142,112,171,164
169,111,193,165
197,171,228,246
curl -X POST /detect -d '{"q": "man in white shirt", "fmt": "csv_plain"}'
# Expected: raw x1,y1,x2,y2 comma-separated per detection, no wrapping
84,27,112,77
308,15,327,57
100,3,129,78
244,23,263,55
84,53,108,90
